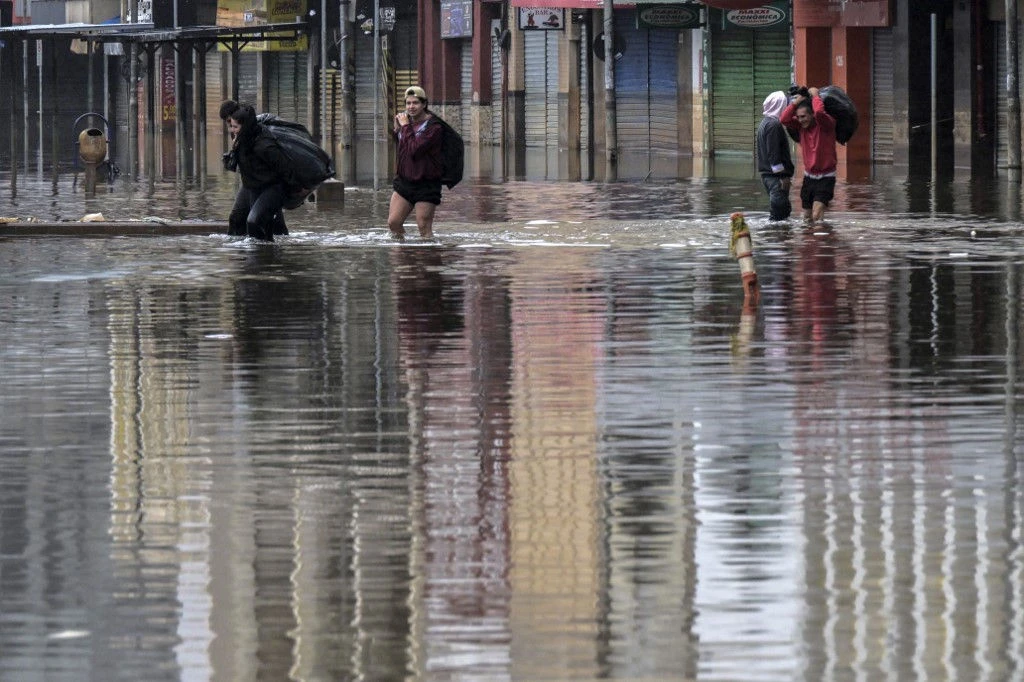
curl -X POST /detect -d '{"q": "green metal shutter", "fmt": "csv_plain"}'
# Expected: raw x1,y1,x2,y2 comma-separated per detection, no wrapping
710,26,789,157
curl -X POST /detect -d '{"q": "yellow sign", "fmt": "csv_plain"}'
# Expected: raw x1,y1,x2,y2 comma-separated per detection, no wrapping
217,0,308,52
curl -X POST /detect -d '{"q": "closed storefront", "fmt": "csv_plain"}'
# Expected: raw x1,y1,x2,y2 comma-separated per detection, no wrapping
614,10,678,168
523,29,560,148
872,27,894,163
268,52,308,127
709,2,790,157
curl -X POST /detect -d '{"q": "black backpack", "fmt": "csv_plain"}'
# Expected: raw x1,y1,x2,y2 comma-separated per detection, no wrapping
818,85,859,145
430,113,464,189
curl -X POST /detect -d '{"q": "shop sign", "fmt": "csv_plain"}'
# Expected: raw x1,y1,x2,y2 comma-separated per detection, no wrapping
722,1,788,30
441,0,472,38
637,4,702,29
519,8,564,30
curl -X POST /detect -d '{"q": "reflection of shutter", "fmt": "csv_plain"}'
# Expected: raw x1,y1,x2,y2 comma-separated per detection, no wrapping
461,39,472,136
872,28,894,163
614,13,678,154
524,30,558,147
711,23,790,156
491,18,503,145
996,28,1006,171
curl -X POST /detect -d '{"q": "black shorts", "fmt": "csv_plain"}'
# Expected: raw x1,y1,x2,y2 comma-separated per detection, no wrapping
800,175,836,209
392,177,442,206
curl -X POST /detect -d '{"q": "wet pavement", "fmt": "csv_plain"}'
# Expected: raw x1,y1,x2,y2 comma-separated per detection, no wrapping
1,167,1024,680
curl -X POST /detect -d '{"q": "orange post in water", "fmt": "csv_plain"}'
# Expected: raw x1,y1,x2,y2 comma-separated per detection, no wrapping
729,212,759,307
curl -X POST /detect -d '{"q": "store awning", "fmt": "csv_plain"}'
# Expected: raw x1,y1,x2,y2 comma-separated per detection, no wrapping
509,0,773,9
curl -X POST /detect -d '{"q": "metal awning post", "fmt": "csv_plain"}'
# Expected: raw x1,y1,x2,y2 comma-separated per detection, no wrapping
373,0,380,191
49,36,59,184
128,40,138,179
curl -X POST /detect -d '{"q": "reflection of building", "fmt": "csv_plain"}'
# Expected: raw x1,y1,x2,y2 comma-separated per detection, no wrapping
506,251,603,678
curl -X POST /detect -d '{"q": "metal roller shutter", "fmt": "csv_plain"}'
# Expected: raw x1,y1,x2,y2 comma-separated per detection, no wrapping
237,53,259,107
524,30,559,147
269,51,308,126
204,51,224,134
996,28,1007,171
354,33,381,144
872,28,894,163
491,18,503,146
460,40,472,136
614,12,679,155
580,20,590,154
710,25,790,156
614,12,647,152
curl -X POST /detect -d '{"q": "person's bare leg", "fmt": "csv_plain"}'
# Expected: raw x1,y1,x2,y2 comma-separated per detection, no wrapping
388,192,413,238
414,202,438,239
803,207,813,223
812,201,827,224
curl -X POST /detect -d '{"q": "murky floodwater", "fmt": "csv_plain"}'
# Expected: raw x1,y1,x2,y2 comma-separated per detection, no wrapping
2,168,1024,681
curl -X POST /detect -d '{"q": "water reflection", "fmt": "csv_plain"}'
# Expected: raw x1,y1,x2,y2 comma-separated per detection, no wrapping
1,171,1024,680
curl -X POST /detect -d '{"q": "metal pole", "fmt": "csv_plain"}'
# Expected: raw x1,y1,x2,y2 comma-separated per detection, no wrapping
321,0,328,147
1007,0,1022,180
373,0,380,191
36,40,42,174
22,39,28,172
49,37,58,185
339,0,355,184
931,14,936,176
174,0,185,179
129,42,138,179
602,0,617,182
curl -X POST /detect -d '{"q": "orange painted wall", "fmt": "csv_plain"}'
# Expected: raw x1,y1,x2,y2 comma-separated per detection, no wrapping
792,22,872,176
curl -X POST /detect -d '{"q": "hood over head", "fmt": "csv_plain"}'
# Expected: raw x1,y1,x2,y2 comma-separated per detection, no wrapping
762,91,788,118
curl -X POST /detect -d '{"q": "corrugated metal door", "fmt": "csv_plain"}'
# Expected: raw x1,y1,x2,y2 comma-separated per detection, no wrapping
996,28,1007,171
491,18,503,145
355,33,380,143
523,30,559,147
710,25,790,156
269,51,308,125
579,20,590,155
237,53,259,106
204,51,224,134
460,40,472,135
872,28,894,163
614,11,678,154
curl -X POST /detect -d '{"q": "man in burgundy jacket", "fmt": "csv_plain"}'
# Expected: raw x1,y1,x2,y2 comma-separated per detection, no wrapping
780,87,837,224
387,86,444,239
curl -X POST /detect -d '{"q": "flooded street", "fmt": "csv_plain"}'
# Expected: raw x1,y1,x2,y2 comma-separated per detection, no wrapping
2,167,1024,681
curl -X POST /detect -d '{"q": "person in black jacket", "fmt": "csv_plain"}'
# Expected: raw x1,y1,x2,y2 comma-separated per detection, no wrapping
755,91,795,222
220,100,288,238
